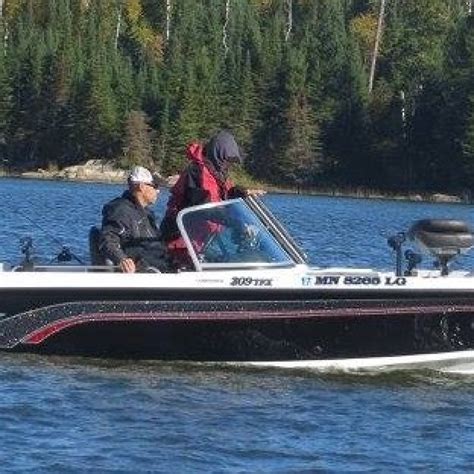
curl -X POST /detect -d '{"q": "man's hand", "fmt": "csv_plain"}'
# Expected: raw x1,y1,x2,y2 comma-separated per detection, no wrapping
120,257,136,273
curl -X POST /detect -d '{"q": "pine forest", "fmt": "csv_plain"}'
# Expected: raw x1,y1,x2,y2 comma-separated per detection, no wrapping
1,0,474,194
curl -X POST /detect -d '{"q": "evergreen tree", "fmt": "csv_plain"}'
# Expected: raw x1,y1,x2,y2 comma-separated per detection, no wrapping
232,51,260,156
382,0,464,188
0,51,12,163
248,63,286,182
81,54,120,160
458,15,474,189
306,0,348,120
8,23,47,168
328,31,371,186
121,109,154,168
275,47,322,188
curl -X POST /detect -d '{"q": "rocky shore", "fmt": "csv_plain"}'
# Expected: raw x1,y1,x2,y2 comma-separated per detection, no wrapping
12,160,178,187
0,160,468,204
20,160,127,183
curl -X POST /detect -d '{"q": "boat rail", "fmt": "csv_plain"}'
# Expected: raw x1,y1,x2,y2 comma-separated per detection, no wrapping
245,195,308,265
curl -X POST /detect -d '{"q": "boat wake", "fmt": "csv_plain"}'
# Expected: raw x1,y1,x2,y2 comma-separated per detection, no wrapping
441,363,474,375
241,350,474,375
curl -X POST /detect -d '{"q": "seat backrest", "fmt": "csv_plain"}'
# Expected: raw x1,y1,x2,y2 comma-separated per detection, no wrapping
89,226,106,265
408,219,474,256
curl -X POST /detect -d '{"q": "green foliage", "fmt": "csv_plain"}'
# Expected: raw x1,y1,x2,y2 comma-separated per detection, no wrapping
81,56,120,159
121,109,154,168
272,47,323,186
1,0,474,194
0,52,12,151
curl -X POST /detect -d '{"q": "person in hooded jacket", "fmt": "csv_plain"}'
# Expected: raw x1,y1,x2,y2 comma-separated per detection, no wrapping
159,130,248,265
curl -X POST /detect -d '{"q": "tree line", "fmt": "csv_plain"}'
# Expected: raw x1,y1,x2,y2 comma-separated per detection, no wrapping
0,0,474,194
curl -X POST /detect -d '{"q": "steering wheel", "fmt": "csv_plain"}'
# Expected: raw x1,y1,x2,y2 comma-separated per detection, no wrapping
198,231,230,263
237,225,261,253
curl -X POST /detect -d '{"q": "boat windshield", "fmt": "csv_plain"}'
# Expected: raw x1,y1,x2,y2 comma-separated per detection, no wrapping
177,199,295,270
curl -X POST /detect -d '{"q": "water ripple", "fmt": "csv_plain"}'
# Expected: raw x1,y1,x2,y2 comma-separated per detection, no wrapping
2,179,474,472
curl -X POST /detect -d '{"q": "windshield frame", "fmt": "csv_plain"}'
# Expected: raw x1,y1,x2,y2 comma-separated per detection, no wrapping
176,199,299,271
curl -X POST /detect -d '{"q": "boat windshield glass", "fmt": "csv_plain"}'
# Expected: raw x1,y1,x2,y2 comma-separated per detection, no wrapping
177,199,294,270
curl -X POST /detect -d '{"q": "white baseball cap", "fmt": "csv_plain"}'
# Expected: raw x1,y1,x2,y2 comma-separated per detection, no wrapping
128,166,160,188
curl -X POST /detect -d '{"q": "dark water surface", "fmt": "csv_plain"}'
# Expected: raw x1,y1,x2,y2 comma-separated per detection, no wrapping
1,178,474,472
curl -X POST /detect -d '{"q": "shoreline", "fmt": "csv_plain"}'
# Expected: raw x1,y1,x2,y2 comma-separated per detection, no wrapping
0,167,469,205
265,186,468,205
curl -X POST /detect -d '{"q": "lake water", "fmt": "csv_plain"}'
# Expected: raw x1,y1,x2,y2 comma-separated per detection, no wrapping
1,177,474,472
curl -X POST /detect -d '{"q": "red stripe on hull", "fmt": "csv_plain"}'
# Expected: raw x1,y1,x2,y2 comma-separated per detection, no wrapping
22,303,474,345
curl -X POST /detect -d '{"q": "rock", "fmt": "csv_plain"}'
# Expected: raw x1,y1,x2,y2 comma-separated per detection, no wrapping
21,171,47,179
20,160,169,184
431,193,462,203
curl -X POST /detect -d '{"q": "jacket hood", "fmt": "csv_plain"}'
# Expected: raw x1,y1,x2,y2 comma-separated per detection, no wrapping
205,130,242,175
186,142,205,164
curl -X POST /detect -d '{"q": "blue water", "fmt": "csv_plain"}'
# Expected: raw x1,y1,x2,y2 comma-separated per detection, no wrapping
1,177,474,472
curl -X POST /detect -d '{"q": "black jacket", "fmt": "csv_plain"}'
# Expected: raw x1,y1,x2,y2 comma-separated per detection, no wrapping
100,191,168,271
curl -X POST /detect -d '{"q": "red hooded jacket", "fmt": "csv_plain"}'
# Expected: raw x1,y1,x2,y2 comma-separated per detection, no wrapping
160,131,245,265
160,142,235,261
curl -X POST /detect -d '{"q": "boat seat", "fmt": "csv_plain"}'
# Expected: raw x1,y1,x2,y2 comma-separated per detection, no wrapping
89,226,114,267
408,219,474,254
408,219,474,275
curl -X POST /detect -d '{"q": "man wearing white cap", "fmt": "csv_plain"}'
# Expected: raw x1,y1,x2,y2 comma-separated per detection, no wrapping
99,166,168,273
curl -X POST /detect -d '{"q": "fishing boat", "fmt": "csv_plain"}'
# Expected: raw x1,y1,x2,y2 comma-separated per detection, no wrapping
1,195,474,371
